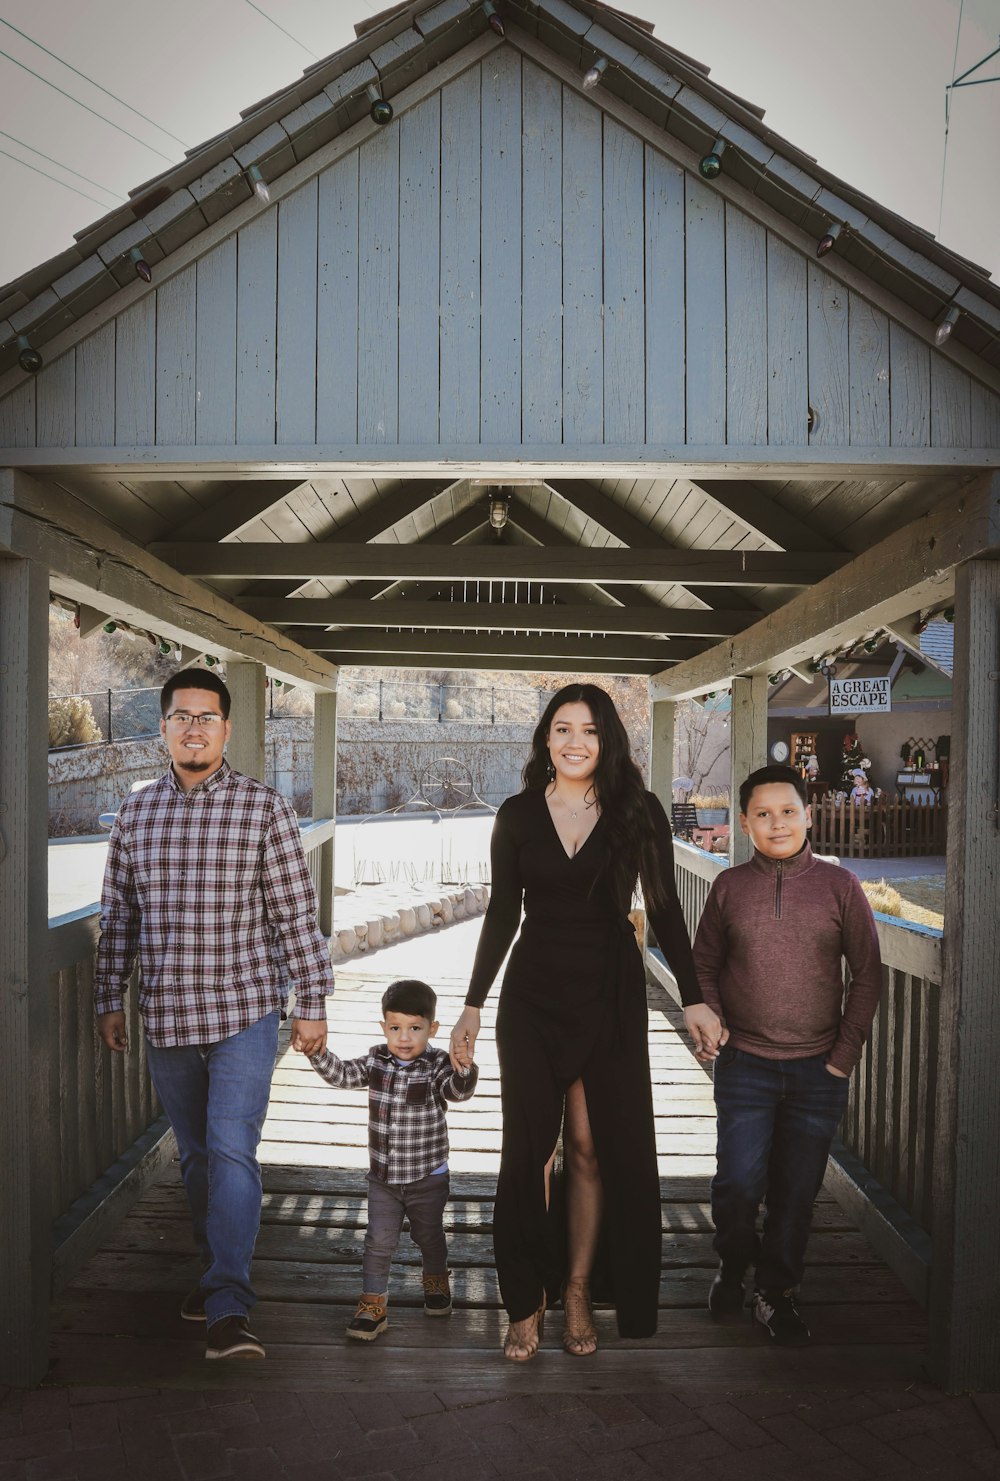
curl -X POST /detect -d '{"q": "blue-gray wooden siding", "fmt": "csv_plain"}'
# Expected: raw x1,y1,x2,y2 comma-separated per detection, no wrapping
3,50,1000,453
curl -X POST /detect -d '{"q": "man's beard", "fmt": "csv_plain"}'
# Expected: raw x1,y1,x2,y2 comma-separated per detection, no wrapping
177,758,211,773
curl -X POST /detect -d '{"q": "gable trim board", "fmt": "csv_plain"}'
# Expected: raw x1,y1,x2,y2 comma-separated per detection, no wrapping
3,38,1000,456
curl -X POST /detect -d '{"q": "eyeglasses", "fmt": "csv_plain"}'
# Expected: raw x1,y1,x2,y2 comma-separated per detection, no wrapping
165,712,226,729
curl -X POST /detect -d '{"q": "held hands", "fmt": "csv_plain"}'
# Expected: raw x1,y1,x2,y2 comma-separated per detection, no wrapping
292,1018,328,1056
683,1003,728,1063
97,1011,128,1053
826,1063,849,1078
449,1006,481,1073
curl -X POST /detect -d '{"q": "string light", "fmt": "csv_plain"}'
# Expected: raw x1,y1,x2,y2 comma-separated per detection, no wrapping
943,607,955,622
698,139,725,179
816,222,841,258
15,335,43,372
582,56,609,89
102,620,118,634
482,1,505,35
158,637,172,655
129,246,152,283
934,306,960,345
366,83,393,125
246,164,270,203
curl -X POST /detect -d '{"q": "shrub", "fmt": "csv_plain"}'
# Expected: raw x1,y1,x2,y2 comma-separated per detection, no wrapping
690,790,730,808
861,879,903,917
49,695,103,747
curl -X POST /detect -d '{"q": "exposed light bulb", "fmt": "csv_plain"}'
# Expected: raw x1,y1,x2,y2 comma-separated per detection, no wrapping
366,83,393,125
934,306,960,345
482,0,505,34
816,222,841,258
582,56,608,89
129,246,152,282
247,165,271,204
698,139,726,179
15,335,43,373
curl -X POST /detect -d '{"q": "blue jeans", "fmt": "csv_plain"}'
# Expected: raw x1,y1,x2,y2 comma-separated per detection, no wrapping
146,1010,280,1325
711,1046,849,1292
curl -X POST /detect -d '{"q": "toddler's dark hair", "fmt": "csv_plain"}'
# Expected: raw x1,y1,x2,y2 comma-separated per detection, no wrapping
739,764,808,815
381,978,437,1021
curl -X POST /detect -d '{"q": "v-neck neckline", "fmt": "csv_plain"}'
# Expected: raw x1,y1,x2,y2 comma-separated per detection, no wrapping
542,789,602,862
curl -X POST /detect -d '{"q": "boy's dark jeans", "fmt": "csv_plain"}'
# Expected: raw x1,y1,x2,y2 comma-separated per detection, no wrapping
711,1046,849,1292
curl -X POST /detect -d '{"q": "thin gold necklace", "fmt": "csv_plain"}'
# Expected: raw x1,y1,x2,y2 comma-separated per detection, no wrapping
552,788,595,821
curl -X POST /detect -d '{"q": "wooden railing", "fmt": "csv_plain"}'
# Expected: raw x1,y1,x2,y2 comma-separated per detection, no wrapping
47,818,336,1287
667,840,941,1302
809,793,946,858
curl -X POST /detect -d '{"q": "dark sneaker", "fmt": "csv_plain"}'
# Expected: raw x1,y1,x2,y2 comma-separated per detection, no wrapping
752,1288,811,1345
180,1284,207,1322
205,1315,265,1360
346,1294,388,1342
707,1266,745,1319
422,1271,453,1317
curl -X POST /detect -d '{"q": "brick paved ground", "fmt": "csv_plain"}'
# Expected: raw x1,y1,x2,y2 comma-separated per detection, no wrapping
2,1383,998,1480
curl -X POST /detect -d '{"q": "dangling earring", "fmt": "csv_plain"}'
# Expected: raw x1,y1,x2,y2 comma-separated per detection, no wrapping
546,760,555,780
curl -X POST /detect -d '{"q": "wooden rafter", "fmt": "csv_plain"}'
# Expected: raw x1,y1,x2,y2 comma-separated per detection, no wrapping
244,598,756,636
298,628,703,664
687,480,842,552
153,543,844,585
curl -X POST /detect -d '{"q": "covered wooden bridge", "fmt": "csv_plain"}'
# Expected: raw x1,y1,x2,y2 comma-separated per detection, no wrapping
2,0,999,1393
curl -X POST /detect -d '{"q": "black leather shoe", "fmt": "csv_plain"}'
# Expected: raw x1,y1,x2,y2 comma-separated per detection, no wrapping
205,1315,265,1359
180,1284,207,1322
752,1287,811,1345
708,1267,746,1319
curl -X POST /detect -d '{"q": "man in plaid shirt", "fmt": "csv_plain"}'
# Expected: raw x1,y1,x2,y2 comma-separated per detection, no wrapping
309,978,478,1341
94,668,333,1360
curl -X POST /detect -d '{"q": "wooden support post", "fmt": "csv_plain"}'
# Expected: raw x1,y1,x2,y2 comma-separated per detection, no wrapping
729,674,768,865
313,689,338,937
649,695,676,814
0,557,51,1384
931,557,1000,1391
226,660,266,782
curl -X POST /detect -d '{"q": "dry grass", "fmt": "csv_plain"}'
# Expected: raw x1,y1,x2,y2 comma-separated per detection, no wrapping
863,874,944,930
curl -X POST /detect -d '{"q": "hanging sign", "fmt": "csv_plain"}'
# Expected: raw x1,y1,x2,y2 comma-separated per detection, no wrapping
828,676,892,714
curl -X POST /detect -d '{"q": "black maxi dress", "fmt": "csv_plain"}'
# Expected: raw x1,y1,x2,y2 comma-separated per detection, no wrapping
464,787,703,1335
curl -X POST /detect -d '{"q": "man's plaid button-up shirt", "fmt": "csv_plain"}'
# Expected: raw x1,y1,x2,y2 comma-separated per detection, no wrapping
310,1043,478,1184
94,760,333,1047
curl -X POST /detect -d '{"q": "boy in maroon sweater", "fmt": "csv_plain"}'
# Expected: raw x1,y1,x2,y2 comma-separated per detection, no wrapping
691,765,881,1344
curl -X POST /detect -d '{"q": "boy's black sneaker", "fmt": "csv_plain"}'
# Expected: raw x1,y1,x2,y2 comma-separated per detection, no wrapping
346,1293,388,1342
707,1266,745,1319
205,1315,265,1359
752,1287,811,1345
422,1271,453,1316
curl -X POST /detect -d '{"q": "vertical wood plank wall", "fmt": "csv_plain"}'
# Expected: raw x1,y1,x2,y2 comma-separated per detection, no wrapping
5,52,1000,454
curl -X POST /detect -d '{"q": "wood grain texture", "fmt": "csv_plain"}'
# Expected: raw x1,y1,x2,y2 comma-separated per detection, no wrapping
807,265,850,446
644,150,685,444
236,211,278,444
889,322,930,447
155,265,196,446
76,322,115,447
766,235,808,447
685,174,726,446
195,239,237,446
398,93,441,444
0,379,36,448
521,60,562,444
480,45,522,443
930,353,972,449
728,673,767,864
276,180,318,446
849,294,890,446
115,297,156,447
316,152,360,443
35,353,75,447
726,208,767,446
226,659,267,781
562,86,604,444
358,125,399,444
603,117,645,444
440,66,482,444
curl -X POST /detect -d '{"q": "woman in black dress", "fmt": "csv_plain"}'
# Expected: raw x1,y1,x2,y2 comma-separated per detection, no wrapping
448,684,723,1360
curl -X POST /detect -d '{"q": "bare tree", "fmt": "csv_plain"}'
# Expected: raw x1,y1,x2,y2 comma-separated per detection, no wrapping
675,698,730,794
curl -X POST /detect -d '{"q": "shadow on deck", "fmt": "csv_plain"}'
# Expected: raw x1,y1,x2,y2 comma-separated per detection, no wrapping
48,973,929,1392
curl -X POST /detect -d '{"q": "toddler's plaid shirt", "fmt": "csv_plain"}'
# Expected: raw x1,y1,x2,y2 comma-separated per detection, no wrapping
94,760,333,1046
310,1043,478,1183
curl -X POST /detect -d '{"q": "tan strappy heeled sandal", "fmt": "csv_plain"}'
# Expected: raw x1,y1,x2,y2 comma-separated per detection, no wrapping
561,1279,597,1356
502,1301,546,1361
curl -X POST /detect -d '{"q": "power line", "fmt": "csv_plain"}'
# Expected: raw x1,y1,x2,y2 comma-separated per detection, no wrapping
239,0,320,59
938,0,965,238
0,47,175,163
0,127,123,199
0,18,190,148
0,144,118,208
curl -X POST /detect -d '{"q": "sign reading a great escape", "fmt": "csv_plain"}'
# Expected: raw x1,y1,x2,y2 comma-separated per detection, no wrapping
828,676,892,714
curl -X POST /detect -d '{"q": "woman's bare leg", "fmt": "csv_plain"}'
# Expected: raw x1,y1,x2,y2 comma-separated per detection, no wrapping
561,1078,601,1353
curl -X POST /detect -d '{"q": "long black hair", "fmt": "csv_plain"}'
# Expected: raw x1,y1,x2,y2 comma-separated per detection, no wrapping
522,683,668,914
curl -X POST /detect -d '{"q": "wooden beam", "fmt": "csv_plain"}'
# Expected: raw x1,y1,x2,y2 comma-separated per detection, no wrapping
326,479,463,543
251,600,751,637
164,482,307,542
650,473,1000,700
0,556,51,1384
729,675,768,865
0,470,338,690
226,661,266,782
298,628,704,663
688,480,841,552
333,651,660,675
930,557,1000,1391
153,543,843,586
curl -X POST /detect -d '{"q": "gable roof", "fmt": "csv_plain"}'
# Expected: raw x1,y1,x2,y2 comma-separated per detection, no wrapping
3,0,1000,381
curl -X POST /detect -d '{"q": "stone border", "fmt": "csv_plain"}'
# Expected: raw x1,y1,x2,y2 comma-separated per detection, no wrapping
330,881,489,961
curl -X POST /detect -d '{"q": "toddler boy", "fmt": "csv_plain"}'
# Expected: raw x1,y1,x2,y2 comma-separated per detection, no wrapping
691,765,881,1344
308,977,478,1341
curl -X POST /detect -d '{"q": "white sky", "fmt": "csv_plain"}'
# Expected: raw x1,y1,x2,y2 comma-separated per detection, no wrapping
1,0,998,291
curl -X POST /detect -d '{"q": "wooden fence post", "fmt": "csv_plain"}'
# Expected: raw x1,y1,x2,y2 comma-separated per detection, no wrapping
313,688,338,937
0,556,51,1384
729,675,768,865
930,557,1000,1390
226,660,267,781
649,695,675,814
